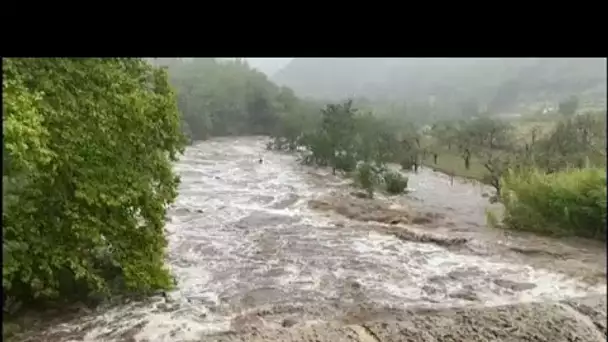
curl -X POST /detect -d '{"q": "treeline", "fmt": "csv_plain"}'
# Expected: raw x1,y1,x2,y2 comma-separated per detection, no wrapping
269,100,416,198
269,99,606,240
3,58,186,320
152,58,318,141
426,112,606,194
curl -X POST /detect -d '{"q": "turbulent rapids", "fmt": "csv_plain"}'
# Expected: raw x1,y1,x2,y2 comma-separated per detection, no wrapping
26,137,606,342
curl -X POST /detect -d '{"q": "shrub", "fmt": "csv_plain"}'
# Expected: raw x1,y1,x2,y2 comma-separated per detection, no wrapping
485,208,501,228
383,171,409,195
499,167,606,240
355,162,378,198
334,152,357,172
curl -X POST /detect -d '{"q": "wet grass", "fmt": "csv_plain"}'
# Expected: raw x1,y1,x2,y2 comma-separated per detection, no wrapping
421,150,488,183
511,120,556,141
420,117,559,184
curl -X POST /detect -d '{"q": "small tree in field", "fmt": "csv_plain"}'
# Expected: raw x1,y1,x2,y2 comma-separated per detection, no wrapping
320,100,357,175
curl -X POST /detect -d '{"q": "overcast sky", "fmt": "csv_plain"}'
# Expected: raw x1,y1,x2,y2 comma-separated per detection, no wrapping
244,58,293,76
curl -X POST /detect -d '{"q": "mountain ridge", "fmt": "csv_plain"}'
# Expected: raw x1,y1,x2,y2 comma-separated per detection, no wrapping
271,58,607,111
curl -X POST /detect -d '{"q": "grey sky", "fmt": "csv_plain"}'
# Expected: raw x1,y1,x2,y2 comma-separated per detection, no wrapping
244,58,293,76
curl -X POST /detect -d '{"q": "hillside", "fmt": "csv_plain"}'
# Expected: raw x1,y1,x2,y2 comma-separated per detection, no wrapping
272,58,607,112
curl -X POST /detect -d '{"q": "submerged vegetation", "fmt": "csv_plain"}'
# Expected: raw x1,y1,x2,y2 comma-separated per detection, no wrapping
383,171,409,195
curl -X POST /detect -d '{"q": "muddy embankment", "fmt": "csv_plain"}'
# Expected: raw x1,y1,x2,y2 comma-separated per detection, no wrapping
17,137,606,342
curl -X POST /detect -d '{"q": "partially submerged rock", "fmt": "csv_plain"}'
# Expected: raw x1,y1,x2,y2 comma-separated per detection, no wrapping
234,211,300,229
384,226,470,248
493,278,537,292
309,194,443,228
281,318,298,328
350,191,371,199
308,196,412,225
308,194,468,249
230,312,269,334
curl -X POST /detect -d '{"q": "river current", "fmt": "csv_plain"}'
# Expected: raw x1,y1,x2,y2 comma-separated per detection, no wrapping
27,137,606,342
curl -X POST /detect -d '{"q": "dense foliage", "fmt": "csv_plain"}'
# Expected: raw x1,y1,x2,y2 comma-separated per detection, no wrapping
383,171,409,195
425,112,606,195
3,58,186,310
500,168,606,240
422,111,607,239
269,100,414,197
151,58,314,141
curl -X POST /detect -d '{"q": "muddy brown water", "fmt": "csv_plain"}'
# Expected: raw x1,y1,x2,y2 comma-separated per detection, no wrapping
22,136,606,342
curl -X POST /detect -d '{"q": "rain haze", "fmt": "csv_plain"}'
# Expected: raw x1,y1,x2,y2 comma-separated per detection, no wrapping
244,57,293,76
5,57,606,342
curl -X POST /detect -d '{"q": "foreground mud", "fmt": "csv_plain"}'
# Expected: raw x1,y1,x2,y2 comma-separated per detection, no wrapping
208,295,607,342
17,137,606,341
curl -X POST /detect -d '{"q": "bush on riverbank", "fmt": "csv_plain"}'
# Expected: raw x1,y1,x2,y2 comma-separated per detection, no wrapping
355,163,378,198
499,168,606,240
383,171,408,195
3,58,185,314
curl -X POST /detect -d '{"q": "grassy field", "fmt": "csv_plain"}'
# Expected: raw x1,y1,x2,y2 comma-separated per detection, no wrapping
511,119,557,143
421,149,488,182
420,116,562,183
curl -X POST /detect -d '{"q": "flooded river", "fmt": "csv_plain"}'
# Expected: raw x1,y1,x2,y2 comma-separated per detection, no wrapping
28,137,606,342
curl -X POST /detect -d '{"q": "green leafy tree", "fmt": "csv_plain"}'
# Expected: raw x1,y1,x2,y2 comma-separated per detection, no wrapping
430,120,458,151
320,100,357,174
355,162,377,198
165,58,303,140
3,58,186,308
447,117,516,193
300,131,332,166
382,171,409,195
354,113,399,166
533,113,606,172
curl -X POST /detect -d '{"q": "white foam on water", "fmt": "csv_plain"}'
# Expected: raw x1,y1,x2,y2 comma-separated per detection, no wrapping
40,137,606,341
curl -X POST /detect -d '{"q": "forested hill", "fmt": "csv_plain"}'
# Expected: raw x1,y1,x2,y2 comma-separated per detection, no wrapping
271,58,607,112
147,58,319,141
